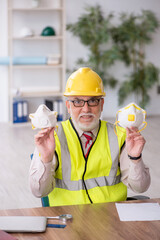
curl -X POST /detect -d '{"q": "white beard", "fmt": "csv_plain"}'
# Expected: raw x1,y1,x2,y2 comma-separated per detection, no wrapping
70,109,101,132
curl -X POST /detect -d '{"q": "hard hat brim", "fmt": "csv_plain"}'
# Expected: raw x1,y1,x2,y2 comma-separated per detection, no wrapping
64,91,106,97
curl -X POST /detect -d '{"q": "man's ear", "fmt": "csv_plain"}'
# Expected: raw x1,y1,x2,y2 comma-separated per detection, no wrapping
66,100,71,114
101,98,104,112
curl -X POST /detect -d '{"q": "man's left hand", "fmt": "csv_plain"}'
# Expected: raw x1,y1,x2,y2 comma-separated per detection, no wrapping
126,127,146,158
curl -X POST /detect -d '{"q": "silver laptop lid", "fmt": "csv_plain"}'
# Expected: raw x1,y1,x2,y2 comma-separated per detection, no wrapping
0,216,47,232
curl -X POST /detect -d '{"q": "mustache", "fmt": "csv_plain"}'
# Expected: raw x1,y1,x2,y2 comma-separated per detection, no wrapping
78,113,95,120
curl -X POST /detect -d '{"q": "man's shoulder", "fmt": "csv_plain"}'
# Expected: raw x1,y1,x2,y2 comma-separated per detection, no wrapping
56,119,73,134
57,119,70,127
101,120,114,128
101,120,126,138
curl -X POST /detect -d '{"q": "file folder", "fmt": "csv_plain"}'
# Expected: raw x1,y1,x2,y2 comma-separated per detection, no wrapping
13,100,28,123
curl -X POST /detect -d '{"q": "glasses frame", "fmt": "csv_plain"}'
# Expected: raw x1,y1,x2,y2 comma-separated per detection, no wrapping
68,98,102,107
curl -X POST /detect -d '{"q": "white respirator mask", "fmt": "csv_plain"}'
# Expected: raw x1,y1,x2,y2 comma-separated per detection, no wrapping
29,104,57,130
114,102,147,134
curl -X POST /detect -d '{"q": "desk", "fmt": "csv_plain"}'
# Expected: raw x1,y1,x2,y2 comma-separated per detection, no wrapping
0,198,160,240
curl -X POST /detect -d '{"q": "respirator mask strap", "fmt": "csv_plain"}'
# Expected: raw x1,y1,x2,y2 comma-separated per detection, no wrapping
137,121,147,132
114,121,126,136
114,111,126,136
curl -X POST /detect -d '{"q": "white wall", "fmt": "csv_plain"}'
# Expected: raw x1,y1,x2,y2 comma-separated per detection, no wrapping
0,0,160,122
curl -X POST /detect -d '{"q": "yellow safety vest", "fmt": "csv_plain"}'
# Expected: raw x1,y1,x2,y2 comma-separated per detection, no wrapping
48,119,127,206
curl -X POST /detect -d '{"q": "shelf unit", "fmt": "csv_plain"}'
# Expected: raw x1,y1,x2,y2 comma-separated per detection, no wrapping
7,0,66,124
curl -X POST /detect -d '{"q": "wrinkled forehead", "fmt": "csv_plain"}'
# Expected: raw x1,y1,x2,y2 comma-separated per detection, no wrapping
67,96,101,100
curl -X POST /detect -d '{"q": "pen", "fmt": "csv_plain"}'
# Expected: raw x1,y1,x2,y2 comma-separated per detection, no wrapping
47,224,66,228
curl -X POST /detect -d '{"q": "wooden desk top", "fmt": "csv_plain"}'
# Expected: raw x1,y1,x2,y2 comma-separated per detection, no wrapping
0,198,160,240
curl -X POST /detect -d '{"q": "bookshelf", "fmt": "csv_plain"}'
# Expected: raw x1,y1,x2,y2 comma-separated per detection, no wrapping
7,0,66,124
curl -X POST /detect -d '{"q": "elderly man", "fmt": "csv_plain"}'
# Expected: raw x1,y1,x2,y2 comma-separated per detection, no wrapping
29,67,150,206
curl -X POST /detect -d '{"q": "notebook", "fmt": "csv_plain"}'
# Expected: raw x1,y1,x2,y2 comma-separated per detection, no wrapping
0,216,47,233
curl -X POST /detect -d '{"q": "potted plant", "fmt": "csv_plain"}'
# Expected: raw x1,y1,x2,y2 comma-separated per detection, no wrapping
111,10,159,108
67,5,122,88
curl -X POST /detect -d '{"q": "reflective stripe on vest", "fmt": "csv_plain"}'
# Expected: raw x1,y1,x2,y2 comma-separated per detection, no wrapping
55,121,121,190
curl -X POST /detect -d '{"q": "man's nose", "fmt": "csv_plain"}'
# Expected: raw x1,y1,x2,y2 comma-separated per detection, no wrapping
82,101,90,111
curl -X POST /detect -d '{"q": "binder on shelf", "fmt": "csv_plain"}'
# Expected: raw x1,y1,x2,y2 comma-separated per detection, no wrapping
0,56,9,65
13,101,22,123
53,100,63,121
45,100,53,111
13,100,28,123
0,56,47,65
13,56,47,65
23,101,28,122
17,101,23,122
45,99,63,122
53,100,59,112
58,100,63,121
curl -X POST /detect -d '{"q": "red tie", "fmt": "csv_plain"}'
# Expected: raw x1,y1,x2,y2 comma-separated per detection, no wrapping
83,131,93,157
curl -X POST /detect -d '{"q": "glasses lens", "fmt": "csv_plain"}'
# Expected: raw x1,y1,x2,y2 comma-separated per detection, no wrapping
88,99,100,106
73,100,84,107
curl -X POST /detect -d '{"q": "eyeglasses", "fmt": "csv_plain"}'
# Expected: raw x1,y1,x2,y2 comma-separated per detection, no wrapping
68,98,102,107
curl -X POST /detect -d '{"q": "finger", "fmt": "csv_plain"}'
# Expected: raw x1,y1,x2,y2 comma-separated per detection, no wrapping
127,132,141,138
48,128,55,140
35,138,44,145
38,128,51,134
126,127,131,134
48,127,55,132
126,128,132,138
37,133,47,138
35,130,49,137
34,132,48,143
37,127,55,138
132,136,146,143
35,135,44,145
50,127,55,134
126,132,141,141
35,136,44,145
127,127,139,134
34,127,55,144
130,126,139,132
126,127,139,135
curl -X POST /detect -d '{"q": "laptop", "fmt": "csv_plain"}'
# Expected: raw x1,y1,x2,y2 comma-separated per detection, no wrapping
0,216,47,233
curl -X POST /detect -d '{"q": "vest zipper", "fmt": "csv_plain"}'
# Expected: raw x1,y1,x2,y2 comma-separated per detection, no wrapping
69,119,102,204
82,138,96,204
81,121,101,204
82,156,93,204
69,119,93,203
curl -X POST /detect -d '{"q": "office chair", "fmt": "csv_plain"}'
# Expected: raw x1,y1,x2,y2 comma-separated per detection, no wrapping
30,154,50,207
41,196,50,207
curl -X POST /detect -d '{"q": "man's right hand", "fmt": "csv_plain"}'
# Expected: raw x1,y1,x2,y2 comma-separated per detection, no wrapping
34,127,55,163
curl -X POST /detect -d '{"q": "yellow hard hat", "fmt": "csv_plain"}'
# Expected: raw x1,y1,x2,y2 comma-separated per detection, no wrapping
64,67,106,96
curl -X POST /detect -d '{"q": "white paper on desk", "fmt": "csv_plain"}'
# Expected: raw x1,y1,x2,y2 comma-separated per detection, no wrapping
115,203,160,221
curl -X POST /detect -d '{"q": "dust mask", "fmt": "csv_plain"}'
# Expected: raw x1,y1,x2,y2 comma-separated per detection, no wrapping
114,102,147,133
29,104,57,130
